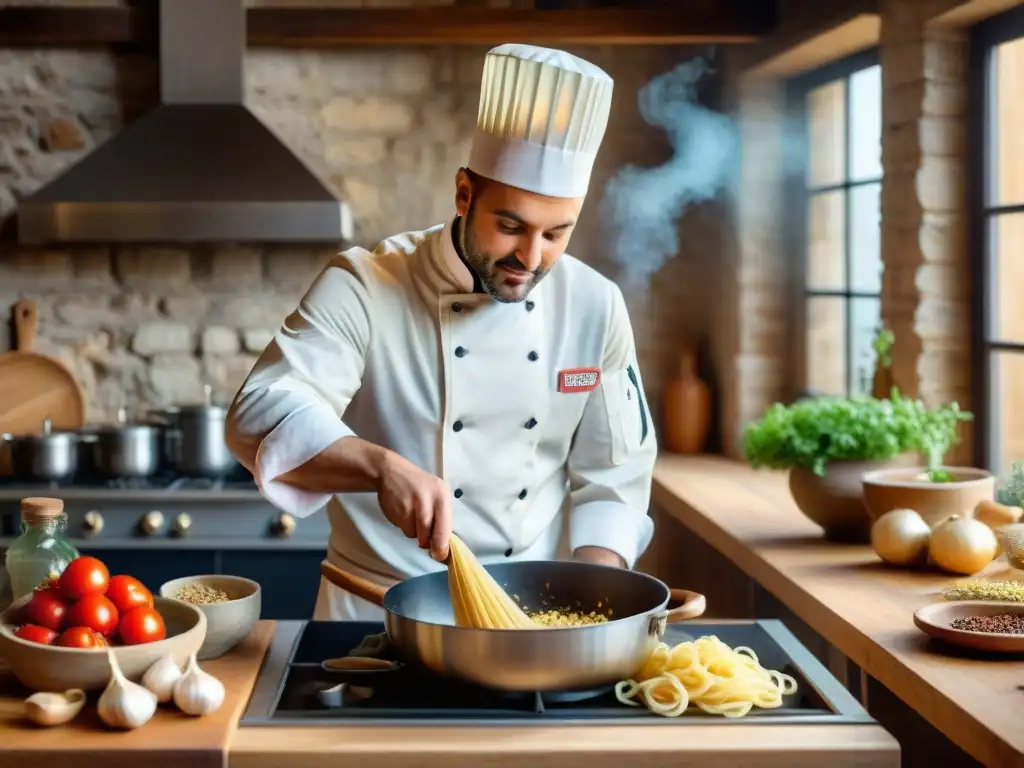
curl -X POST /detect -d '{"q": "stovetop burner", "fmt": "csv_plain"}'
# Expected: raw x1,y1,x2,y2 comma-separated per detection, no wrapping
240,620,877,727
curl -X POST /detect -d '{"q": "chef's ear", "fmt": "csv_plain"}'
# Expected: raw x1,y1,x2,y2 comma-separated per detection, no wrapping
454,168,474,216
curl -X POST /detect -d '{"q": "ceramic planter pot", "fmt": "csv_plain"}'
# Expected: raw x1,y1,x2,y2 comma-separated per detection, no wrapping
788,454,919,543
861,466,995,528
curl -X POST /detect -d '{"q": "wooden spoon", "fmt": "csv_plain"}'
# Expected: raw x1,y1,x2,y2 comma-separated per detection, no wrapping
24,689,87,726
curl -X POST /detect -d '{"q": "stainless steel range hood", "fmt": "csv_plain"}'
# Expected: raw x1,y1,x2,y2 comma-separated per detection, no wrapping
17,0,352,244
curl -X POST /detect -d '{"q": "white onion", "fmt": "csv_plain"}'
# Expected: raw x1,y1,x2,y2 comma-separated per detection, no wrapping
928,515,998,575
870,508,931,567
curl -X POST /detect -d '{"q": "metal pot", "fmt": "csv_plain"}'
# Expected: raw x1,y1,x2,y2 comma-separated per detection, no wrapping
0,417,96,483
320,559,706,692
151,385,238,478
88,408,162,479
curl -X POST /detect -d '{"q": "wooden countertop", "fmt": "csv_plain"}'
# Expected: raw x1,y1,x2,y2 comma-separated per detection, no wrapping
652,454,1024,768
0,621,274,768
230,722,895,768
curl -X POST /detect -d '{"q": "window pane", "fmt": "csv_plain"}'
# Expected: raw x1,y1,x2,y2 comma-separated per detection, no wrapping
849,182,882,293
806,80,846,188
849,297,881,395
849,65,882,182
807,190,846,290
991,351,1024,476
807,297,846,396
993,213,1024,343
996,38,1024,206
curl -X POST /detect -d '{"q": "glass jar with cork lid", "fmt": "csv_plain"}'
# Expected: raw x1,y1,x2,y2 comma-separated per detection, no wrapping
4,497,79,601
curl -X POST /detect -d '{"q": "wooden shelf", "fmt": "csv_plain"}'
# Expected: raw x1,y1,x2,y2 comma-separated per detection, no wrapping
0,4,773,49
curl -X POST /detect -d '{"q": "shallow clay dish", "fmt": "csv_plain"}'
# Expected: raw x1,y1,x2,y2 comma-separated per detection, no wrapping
862,466,994,527
913,600,1024,653
0,595,206,692
160,574,261,660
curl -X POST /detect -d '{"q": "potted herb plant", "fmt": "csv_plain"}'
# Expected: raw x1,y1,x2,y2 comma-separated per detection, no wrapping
740,330,973,542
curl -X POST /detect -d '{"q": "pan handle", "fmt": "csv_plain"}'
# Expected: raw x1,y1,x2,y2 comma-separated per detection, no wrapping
320,560,388,607
663,589,707,624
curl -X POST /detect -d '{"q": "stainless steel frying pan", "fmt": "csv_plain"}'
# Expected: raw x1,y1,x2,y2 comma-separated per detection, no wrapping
320,558,706,692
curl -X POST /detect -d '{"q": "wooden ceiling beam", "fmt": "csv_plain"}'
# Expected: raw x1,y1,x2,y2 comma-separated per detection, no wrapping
0,4,773,49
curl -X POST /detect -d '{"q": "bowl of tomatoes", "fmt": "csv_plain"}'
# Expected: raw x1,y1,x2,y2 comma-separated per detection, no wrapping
0,556,207,692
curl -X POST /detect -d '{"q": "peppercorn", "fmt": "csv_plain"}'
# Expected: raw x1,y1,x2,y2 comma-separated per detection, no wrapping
949,613,1024,634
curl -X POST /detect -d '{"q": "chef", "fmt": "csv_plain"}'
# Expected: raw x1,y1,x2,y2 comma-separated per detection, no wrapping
225,43,658,621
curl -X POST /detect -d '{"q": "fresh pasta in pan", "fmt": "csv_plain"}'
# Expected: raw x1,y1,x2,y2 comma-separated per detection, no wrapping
615,635,799,718
447,533,537,629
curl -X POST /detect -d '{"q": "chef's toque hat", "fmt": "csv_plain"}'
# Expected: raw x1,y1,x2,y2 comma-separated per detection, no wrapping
467,44,614,199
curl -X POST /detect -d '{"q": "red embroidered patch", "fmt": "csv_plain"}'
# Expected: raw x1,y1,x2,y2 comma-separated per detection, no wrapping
557,368,601,393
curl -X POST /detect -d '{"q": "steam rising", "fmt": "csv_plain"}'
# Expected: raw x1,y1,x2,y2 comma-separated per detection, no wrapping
600,57,737,290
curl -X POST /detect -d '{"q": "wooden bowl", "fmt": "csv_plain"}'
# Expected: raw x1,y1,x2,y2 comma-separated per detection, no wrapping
0,595,207,692
160,575,261,660
861,466,994,527
913,600,1024,653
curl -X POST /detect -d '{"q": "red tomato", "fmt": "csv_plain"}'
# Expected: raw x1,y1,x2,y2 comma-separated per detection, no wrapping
15,624,57,645
59,556,110,601
56,626,104,649
65,593,119,636
24,587,68,631
118,606,166,646
106,574,153,613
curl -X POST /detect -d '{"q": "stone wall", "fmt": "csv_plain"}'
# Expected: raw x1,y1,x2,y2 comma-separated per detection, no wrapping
722,0,978,464
0,17,722,431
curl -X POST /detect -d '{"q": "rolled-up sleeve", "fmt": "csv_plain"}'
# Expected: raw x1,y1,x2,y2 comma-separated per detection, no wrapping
566,285,657,568
225,256,372,518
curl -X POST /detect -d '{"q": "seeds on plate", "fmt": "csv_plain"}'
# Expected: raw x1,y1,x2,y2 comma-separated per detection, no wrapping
175,583,232,605
949,613,1024,634
943,579,1024,602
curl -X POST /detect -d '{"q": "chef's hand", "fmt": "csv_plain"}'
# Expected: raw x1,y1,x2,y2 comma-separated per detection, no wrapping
375,450,453,562
573,546,626,568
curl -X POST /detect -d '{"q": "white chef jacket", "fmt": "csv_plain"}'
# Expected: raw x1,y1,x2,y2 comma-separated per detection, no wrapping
225,217,657,620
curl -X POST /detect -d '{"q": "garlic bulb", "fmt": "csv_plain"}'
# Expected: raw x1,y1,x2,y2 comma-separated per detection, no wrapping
871,508,931,566
141,652,183,703
929,515,999,575
97,647,157,730
172,653,225,716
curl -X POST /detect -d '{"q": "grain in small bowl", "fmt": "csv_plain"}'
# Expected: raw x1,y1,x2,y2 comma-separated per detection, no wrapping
160,575,261,660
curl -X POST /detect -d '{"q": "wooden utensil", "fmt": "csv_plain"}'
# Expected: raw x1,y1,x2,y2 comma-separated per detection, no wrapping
0,299,85,435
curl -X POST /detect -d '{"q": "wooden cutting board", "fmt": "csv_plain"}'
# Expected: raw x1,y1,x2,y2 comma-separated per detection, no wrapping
0,621,275,768
0,299,85,435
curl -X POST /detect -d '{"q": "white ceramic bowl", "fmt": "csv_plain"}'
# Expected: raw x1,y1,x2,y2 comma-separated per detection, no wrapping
160,575,261,660
0,595,206,692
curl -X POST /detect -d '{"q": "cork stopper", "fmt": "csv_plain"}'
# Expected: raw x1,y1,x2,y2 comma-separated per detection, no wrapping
21,497,65,524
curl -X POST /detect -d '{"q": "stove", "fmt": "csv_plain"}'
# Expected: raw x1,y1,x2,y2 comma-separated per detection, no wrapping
240,620,875,726
0,468,331,619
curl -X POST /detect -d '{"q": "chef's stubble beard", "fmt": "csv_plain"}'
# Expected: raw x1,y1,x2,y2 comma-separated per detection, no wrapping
460,203,548,304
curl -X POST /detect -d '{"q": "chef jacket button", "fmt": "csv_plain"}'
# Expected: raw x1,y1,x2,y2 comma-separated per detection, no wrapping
452,302,463,313
525,417,537,429
525,301,535,312
518,489,527,500
453,420,464,432
455,346,467,358
527,351,539,362
504,548,513,557
454,488,464,499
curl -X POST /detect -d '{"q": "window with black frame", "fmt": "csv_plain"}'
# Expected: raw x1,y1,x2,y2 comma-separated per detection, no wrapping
788,51,883,398
974,5,1024,475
